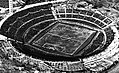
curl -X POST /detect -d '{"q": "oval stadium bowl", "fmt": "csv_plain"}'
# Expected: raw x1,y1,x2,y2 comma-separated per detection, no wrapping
0,1,118,64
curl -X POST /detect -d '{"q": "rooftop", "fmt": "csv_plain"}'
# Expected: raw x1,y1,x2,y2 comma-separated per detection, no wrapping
0,0,9,8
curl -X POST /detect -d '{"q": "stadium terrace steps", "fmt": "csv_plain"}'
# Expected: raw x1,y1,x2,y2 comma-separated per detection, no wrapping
0,4,54,43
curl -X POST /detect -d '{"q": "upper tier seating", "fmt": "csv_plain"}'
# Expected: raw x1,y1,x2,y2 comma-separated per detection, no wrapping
93,13,106,20
86,11,94,16
56,8,112,28
0,4,54,43
104,18,112,25
1,3,52,31
66,9,73,13
80,10,87,15
58,13,105,28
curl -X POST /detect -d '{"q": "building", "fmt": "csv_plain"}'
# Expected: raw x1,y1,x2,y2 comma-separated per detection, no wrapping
0,0,9,8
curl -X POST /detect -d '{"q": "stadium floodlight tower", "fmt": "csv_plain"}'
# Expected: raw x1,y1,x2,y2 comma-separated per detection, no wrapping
9,0,13,14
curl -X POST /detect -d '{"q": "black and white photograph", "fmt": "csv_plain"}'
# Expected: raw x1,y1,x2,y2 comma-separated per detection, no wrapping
0,0,119,73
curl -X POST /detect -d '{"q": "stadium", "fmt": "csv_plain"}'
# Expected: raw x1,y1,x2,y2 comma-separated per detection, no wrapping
0,0,119,72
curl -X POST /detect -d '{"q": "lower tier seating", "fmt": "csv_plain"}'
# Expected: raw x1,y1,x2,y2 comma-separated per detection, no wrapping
11,40,79,61
73,31,98,56
103,27,115,49
82,28,114,57
15,15,54,42
82,32,105,56
24,20,56,43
